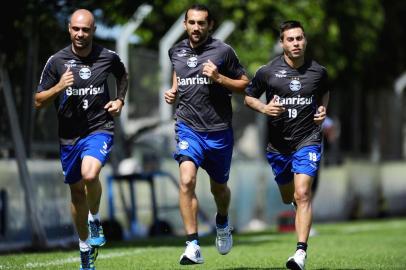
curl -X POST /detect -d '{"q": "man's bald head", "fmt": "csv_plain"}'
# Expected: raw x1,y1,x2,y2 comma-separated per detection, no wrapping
70,9,95,27
69,9,96,56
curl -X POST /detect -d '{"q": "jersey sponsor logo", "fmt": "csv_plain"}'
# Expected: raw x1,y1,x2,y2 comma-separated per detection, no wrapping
178,140,189,150
177,75,212,86
177,49,188,57
79,67,91,80
275,70,287,78
65,85,104,96
274,94,313,105
64,59,77,68
289,79,301,91
187,56,198,68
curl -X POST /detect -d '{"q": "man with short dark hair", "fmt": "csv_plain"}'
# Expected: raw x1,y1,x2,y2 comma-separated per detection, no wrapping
35,9,128,270
165,4,249,265
245,20,330,270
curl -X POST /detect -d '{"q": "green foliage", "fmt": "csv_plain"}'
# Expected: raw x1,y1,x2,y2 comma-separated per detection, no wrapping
2,0,406,157
0,0,387,79
106,0,383,79
317,0,384,79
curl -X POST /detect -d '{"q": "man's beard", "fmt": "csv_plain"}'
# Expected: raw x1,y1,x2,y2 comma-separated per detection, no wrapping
73,39,90,50
190,32,208,46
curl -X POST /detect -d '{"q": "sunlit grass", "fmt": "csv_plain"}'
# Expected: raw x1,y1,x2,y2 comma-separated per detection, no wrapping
1,218,405,269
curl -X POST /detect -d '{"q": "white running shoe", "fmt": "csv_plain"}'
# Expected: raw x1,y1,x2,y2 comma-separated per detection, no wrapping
179,241,204,265
286,249,307,270
215,224,233,255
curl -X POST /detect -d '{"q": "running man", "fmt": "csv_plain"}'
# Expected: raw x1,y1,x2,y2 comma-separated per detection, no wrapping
164,4,249,265
244,20,330,270
35,9,128,270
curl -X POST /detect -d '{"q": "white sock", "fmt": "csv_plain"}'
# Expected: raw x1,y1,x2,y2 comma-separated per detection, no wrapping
79,239,91,252
88,212,100,222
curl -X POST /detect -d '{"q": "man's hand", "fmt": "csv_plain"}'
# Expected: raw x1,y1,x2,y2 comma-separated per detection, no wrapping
34,67,74,109
262,95,286,116
57,67,74,92
202,59,220,83
314,106,327,125
104,99,124,116
164,88,177,104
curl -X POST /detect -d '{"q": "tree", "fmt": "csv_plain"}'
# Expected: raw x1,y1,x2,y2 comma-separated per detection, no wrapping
2,0,405,159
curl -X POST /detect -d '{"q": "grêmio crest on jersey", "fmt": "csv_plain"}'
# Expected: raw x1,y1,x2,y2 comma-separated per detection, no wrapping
289,77,302,92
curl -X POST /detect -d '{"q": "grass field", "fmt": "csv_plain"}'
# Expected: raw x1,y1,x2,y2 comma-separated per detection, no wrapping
1,218,405,269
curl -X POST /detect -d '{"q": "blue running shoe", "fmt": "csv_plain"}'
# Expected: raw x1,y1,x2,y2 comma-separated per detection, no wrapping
79,247,98,270
88,220,106,247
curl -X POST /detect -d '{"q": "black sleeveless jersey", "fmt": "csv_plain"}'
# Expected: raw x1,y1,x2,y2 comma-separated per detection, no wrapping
246,56,329,154
37,44,126,145
169,37,246,132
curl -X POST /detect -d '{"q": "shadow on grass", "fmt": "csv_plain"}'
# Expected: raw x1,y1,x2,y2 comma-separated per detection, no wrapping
2,230,283,255
104,231,283,250
313,269,365,270
223,268,285,270
224,267,365,270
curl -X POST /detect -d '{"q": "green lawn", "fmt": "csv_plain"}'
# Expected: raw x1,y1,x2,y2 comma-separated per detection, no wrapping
1,218,405,269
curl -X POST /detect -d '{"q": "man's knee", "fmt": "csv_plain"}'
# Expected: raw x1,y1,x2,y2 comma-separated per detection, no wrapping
81,171,100,183
81,156,102,183
179,174,196,193
294,186,311,203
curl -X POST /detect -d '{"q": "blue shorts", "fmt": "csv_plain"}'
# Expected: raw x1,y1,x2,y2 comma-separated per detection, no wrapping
173,122,234,184
60,133,113,184
266,145,322,185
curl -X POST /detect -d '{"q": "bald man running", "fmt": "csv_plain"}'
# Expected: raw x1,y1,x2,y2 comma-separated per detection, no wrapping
35,9,128,270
